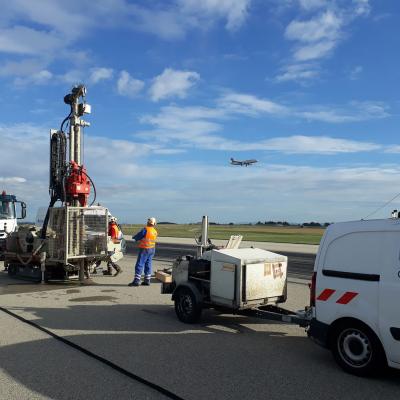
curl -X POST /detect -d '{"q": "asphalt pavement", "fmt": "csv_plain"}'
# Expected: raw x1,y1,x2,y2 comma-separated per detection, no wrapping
1,253,400,400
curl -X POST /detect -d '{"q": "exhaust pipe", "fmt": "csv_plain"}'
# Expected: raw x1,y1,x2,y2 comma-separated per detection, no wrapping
197,215,208,257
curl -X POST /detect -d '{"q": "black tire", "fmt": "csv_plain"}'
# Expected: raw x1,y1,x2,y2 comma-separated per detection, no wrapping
174,286,202,323
7,264,17,277
330,320,387,377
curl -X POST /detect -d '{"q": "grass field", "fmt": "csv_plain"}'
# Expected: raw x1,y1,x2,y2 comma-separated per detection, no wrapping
122,224,324,245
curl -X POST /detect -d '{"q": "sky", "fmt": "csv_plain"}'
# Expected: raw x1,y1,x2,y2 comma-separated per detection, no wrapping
0,0,399,224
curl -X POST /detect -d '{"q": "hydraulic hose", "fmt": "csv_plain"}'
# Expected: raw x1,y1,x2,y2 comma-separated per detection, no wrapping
81,170,97,206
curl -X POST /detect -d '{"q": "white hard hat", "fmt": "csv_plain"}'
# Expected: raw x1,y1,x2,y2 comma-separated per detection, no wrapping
147,217,156,225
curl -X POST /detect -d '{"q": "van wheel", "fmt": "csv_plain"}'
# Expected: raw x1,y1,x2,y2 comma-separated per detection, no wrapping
174,286,202,323
330,321,386,376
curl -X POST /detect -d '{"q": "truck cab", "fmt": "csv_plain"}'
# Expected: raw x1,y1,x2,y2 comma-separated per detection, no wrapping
308,218,400,376
0,191,26,252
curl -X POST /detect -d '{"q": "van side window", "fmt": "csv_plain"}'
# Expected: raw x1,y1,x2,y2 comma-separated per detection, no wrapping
324,232,400,273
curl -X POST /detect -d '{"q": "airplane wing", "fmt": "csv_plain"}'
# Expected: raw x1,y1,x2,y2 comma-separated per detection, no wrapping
243,159,257,166
230,158,257,166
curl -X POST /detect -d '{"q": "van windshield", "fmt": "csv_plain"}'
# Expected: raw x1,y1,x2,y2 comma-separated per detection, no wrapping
0,201,15,219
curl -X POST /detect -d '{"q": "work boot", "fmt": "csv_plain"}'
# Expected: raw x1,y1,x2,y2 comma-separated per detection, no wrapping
103,270,113,276
113,266,122,277
128,280,140,287
141,279,151,286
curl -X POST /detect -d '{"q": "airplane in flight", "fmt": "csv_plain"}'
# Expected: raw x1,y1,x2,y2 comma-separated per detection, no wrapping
230,158,258,167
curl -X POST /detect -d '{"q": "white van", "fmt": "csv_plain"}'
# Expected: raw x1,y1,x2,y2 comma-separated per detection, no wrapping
307,218,400,376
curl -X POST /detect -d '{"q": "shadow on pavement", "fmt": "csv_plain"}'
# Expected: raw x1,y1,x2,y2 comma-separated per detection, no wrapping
3,302,400,400
0,336,166,400
7,303,293,333
1,326,399,400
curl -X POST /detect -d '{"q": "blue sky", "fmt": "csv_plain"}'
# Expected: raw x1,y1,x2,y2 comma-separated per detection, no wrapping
0,0,399,223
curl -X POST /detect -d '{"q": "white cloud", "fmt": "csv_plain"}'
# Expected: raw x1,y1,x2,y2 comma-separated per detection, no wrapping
298,101,389,123
14,70,53,86
384,146,400,154
89,67,113,84
126,4,188,40
275,63,320,83
298,0,327,10
137,104,385,153
0,26,65,55
353,0,371,16
0,0,89,39
218,92,390,123
116,70,145,98
293,40,336,61
149,68,200,102
0,58,49,77
83,161,400,222
218,92,389,123
258,135,380,154
0,0,252,60
285,10,342,43
0,177,27,183
9,66,114,87
136,95,389,154
219,93,288,116
0,0,250,89
59,69,85,85
0,122,398,223
285,10,342,62
349,65,363,80
178,0,251,31
128,0,251,40
278,1,371,83
139,105,224,146
0,122,185,220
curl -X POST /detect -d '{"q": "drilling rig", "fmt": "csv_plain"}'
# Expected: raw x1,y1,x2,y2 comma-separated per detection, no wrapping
4,85,122,282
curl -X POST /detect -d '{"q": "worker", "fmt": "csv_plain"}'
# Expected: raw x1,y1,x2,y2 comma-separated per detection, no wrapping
129,217,158,286
103,216,122,276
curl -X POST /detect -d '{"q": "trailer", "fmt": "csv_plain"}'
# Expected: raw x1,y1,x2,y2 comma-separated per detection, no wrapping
160,216,310,326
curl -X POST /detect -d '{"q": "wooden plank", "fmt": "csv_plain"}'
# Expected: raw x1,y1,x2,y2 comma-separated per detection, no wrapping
155,270,172,283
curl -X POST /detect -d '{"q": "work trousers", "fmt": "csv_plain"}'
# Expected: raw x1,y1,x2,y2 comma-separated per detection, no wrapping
134,248,155,282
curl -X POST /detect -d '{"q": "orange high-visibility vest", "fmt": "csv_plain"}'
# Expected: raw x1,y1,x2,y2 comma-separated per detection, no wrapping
108,223,119,240
139,226,158,249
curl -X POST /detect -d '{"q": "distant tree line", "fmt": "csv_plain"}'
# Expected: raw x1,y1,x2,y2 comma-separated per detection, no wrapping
232,221,333,227
189,221,333,227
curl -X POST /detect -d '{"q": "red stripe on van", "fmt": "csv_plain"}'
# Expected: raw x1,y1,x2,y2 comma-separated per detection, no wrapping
317,288,336,301
336,291,358,304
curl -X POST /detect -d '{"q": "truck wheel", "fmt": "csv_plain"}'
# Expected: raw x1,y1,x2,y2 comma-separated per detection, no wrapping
330,321,386,376
174,286,202,323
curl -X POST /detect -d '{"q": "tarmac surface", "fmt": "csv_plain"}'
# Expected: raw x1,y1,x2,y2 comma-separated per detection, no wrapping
1,246,400,400
125,237,317,280
139,236,319,255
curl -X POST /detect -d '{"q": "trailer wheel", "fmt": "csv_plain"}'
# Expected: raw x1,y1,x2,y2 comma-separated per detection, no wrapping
330,320,386,376
174,286,202,323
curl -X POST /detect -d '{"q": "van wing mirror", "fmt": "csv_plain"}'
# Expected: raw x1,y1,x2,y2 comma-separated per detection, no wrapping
17,201,26,220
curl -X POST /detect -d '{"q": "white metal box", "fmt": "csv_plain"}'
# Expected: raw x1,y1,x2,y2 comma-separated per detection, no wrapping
208,248,287,308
